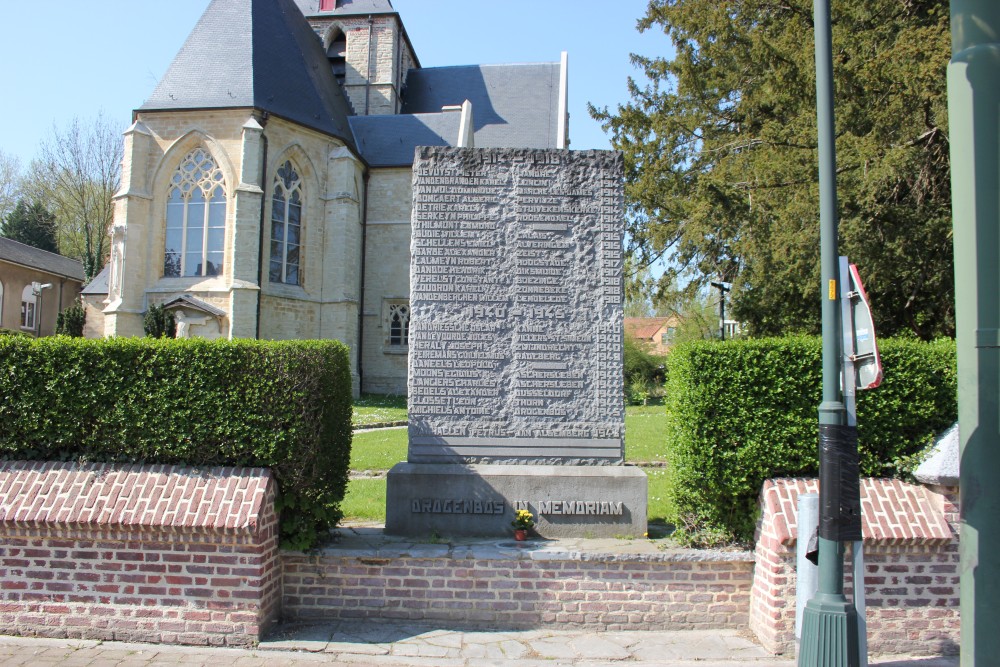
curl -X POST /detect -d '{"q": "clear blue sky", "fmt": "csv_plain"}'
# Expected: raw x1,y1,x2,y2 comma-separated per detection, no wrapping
0,0,671,167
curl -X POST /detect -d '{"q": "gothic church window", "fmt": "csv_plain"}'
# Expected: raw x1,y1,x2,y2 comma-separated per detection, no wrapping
269,161,302,286
387,301,409,348
164,148,226,278
326,31,347,85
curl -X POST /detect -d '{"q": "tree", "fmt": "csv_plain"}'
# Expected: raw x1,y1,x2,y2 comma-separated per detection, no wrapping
1,199,59,253
23,113,123,281
624,258,656,317
0,150,20,223
591,1,952,339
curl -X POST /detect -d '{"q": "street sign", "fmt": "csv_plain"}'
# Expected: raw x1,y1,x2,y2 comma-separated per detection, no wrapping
846,264,882,390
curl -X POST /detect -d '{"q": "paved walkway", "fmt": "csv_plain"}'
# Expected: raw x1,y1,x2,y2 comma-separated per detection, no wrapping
0,621,959,666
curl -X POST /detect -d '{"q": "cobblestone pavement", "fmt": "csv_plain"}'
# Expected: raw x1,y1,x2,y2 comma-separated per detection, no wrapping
0,622,959,667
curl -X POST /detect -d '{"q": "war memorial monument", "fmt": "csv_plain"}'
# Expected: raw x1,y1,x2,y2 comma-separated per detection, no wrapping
386,147,647,538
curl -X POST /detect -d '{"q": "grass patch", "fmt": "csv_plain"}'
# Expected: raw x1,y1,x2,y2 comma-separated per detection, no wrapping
341,478,387,521
644,466,675,526
352,393,407,427
351,393,668,465
350,428,408,472
625,404,668,463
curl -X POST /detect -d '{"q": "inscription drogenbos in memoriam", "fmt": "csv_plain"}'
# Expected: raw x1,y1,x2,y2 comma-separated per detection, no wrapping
408,147,625,464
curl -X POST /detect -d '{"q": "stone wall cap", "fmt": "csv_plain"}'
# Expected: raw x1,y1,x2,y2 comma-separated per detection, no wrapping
914,422,960,486
759,477,954,546
0,460,274,535
307,525,753,564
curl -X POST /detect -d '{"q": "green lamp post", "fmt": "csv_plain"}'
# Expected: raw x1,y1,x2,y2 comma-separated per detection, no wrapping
797,0,862,665
947,2,1000,665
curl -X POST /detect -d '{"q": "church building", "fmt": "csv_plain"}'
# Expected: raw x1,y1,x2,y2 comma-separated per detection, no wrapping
102,0,569,394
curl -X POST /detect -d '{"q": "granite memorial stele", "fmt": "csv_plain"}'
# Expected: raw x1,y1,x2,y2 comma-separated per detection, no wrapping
385,147,647,538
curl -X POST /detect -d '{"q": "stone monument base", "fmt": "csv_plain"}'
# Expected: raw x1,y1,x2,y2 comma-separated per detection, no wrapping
385,463,647,538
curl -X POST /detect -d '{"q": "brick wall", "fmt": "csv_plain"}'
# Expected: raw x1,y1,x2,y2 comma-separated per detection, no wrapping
0,461,280,647
749,478,960,656
283,547,753,630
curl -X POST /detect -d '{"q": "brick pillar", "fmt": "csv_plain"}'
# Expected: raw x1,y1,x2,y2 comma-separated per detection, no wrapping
750,478,961,657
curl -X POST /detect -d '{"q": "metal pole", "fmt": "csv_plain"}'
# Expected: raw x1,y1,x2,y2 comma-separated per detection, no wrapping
796,493,819,641
947,3,1000,665
798,0,860,665
711,281,730,340
721,291,726,340
840,256,868,667
36,287,43,338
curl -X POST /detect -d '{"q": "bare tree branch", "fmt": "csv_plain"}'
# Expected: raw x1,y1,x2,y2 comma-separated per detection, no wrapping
24,112,123,281
0,150,21,223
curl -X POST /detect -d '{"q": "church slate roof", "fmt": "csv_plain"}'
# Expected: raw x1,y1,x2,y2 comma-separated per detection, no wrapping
292,0,396,16
401,63,562,150
349,113,461,167
140,0,356,151
0,238,85,282
81,266,110,295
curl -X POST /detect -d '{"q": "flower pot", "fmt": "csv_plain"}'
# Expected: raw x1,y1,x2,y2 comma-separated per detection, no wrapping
514,529,528,541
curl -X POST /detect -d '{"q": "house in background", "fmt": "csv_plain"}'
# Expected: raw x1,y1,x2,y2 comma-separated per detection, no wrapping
0,237,85,336
625,316,680,356
101,0,568,395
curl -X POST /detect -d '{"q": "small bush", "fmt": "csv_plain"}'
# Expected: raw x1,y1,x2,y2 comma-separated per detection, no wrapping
664,336,956,545
0,337,352,550
143,304,176,338
624,335,666,405
56,303,86,337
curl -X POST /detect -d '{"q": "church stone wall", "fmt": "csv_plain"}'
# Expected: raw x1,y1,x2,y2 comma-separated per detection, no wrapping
109,110,251,338
111,111,364,377
258,118,349,344
361,167,412,394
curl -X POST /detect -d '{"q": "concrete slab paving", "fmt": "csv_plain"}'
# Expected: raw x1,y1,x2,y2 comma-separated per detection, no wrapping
567,635,632,659
0,622,960,667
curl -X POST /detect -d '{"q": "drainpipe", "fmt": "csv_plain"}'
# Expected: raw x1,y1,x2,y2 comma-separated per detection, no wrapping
365,16,374,115
357,169,370,391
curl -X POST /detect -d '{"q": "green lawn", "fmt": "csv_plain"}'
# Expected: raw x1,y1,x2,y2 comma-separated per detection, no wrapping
352,393,408,427
644,466,674,526
341,477,388,521
624,404,668,464
350,428,407,471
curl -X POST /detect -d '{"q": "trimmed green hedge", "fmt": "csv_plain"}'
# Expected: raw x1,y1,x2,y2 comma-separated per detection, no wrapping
0,336,353,550
664,336,957,545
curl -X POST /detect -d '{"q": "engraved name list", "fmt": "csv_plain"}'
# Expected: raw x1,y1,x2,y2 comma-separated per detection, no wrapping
408,148,625,464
